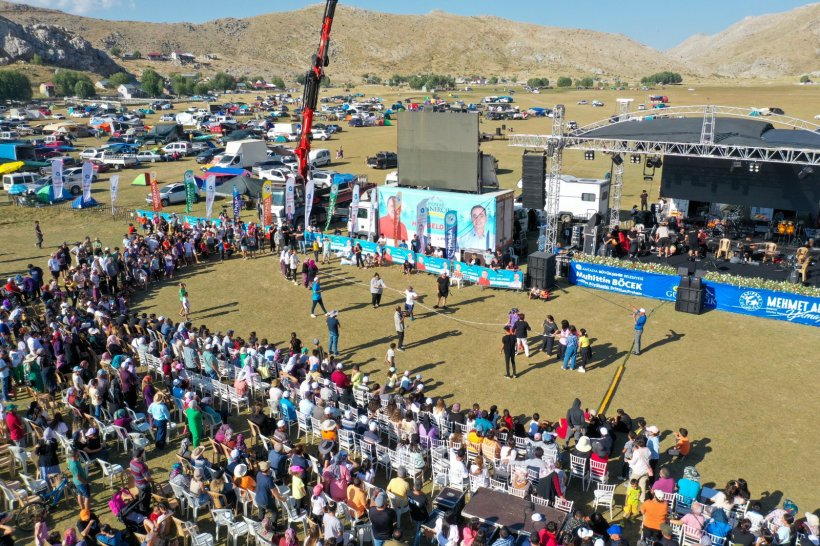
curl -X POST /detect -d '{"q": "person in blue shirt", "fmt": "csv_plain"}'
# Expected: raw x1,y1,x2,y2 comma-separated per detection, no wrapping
310,276,328,318
632,307,647,355
474,412,493,434
279,391,297,422
326,309,340,356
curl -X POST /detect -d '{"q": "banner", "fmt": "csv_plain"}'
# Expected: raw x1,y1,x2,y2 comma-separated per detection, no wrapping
304,179,314,228
368,195,378,238
136,210,223,227
392,190,403,243
262,180,273,228
452,261,524,289
444,210,458,260
232,185,241,222
205,175,216,219
415,254,450,275
52,158,64,200
568,261,679,301
350,184,360,235
109,174,119,214
383,245,415,265
285,175,295,221
325,179,339,231
81,161,93,201
702,282,820,327
149,171,162,212
183,169,197,213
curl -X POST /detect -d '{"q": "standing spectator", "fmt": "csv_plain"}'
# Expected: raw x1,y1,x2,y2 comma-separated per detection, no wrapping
369,492,397,546
408,479,429,546
129,448,153,513
185,400,204,448
394,306,406,351
69,449,91,510
434,272,449,310
370,273,385,308
254,461,282,522
311,276,328,317
5,404,25,447
562,326,580,371
501,327,517,379
640,490,670,541
34,220,43,248
541,315,557,356
514,313,531,358
148,392,171,450
646,425,661,481
403,286,418,321
326,310,340,356
640,190,649,211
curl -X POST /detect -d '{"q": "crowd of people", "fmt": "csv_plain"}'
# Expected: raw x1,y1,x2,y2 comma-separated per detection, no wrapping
0,216,816,546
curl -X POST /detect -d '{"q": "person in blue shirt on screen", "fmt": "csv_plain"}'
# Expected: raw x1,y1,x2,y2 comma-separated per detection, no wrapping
458,205,491,250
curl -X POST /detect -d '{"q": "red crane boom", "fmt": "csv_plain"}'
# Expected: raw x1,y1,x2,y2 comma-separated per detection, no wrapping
294,0,338,184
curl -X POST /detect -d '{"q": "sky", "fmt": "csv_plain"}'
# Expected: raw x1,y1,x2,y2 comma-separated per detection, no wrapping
11,0,815,50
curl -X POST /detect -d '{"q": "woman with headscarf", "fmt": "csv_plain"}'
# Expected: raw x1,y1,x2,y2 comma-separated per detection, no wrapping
306,259,319,287
112,408,132,431
26,353,44,392
706,509,733,541
281,527,299,546
418,414,439,449
142,375,155,409
39,350,58,395
185,399,204,448
322,453,352,502
34,428,61,483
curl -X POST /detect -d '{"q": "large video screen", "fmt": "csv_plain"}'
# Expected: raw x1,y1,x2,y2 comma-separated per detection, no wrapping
397,112,479,192
660,156,820,216
377,185,513,251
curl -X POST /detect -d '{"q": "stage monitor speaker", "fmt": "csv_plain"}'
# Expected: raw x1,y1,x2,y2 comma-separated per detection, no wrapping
527,252,556,290
690,277,702,290
675,285,704,315
521,153,547,209
679,275,691,289
583,225,601,255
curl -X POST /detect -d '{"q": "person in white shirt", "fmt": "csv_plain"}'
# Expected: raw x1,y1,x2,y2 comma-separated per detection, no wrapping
404,287,418,321
448,447,468,489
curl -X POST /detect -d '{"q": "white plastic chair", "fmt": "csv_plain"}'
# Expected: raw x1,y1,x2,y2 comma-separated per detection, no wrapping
96,459,126,489
7,446,32,475
567,454,589,490
553,497,574,514
387,491,410,526
183,522,214,546
592,483,616,518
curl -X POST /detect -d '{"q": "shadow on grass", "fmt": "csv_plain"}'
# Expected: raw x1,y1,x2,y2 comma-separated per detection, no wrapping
404,330,462,349
641,329,686,354
409,361,446,375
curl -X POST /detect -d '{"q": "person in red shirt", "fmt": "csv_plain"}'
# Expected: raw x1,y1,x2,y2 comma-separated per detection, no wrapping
5,405,26,447
330,364,350,389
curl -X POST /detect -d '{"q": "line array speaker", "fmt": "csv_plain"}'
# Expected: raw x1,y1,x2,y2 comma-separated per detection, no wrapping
521,152,547,210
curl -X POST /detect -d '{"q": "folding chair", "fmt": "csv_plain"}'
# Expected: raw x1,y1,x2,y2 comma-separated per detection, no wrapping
592,483,616,518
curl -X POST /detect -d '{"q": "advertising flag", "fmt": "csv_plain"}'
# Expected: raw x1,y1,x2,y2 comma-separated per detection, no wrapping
109,174,119,214
232,185,241,222
81,161,94,201
325,180,339,231
149,171,162,212
304,179,315,228
444,210,458,260
369,191,378,237
285,175,296,221
183,169,197,213
392,190,403,244
350,183,360,234
415,198,428,250
52,158,64,200
263,181,273,227
205,175,216,218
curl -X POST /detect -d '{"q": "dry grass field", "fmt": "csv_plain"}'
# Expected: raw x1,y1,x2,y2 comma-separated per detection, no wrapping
0,83,818,543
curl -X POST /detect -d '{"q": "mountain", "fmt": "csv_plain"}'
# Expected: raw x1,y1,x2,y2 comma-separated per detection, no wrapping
0,13,120,75
668,3,820,78
0,2,695,81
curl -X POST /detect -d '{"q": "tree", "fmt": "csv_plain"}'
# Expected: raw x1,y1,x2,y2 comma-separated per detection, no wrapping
640,71,683,85
556,76,573,88
295,73,307,85
54,71,84,96
141,69,164,97
74,79,96,98
0,71,32,101
132,51,142,59
320,75,331,88
526,77,549,88
270,76,285,89
170,74,195,97
31,54,44,66
488,76,499,85
109,72,132,87
574,77,594,88
109,46,122,58
194,82,211,96
800,75,811,83
210,72,235,91
388,74,407,87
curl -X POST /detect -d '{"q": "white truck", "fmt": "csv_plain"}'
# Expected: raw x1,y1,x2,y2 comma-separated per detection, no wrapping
99,152,139,170
214,139,269,170
267,123,301,141
517,174,611,223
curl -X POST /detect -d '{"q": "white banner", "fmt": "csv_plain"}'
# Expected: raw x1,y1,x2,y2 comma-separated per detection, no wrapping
51,158,64,200
205,175,216,219
369,191,378,237
109,174,119,214
82,161,93,201
304,179,315,228
285,174,295,220
350,183,360,234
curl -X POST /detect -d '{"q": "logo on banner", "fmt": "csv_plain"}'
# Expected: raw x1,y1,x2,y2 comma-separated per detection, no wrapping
739,291,763,312
52,158,64,200
109,174,119,214
81,161,93,201
304,179,315,228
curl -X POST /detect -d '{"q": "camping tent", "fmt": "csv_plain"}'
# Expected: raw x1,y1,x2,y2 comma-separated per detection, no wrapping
35,184,68,203
217,175,265,198
132,173,151,186
71,196,99,208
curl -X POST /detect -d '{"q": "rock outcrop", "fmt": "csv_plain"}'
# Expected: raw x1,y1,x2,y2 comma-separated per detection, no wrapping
0,15,121,75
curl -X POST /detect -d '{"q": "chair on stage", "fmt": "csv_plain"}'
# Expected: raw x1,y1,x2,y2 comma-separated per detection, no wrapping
715,238,732,260
762,243,778,264
799,259,810,284
795,247,808,265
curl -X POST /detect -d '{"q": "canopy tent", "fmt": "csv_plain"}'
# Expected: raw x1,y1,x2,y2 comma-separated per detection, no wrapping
71,196,99,208
7,183,31,195
0,161,24,175
35,184,68,203
217,175,265,198
223,129,255,142
132,173,152,186
205,167,250,177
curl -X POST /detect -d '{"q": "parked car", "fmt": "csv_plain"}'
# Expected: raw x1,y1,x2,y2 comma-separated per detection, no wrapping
160,114,176,122
259,167,290,182
577,100,588,105
63,166,98,183
136,150,165,163
592,100,604,107
51,113,66,120
252,160,290,176
79,148,104,160
145,182,200,206
195,147,224,164
311,128,331,141
366,151,398,169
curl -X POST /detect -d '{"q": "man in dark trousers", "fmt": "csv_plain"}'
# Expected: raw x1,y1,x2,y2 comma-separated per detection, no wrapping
394,306,406,351
566,398,586,448
514,312,531,358
434,272,450,310
501,326,518,379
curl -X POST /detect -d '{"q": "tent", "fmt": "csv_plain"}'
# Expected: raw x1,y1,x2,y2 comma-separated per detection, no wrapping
205,167,250,177
35,185,68,203
8,183,31,195
216,175,265,198
274,136,288,143
71,196,99,208
132,173,151,186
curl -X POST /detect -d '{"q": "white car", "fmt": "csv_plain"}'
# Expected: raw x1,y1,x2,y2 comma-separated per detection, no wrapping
577,100,588,105
815,114,820,120
310,170,338,186
63,166,98,183
311,129,331,141
79,148,104,160
136,151,164,163
145,182,200,206
259,167,290,182
51,113,66,120
70,111,88,118
159,114,176,122
592,100,604,107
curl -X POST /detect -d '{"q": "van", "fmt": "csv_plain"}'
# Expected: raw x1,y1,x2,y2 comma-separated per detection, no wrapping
162,142,192,156
309,149,331,168
0,131,19,141
3,172,39,192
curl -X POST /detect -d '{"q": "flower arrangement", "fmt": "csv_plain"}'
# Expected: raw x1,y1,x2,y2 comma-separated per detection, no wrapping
571,254,820,298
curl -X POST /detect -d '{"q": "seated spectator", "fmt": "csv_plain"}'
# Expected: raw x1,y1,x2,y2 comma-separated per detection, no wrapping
651,467,676,494
667,428,691,458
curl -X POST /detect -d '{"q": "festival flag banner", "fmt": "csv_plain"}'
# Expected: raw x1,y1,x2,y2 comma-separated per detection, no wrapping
324,180,339,231
414,254,449,275
285,175,296,221
350,183,360,235
232,185,241,222
149,171,162,212
183,169,197,213
263,180,273,228
52,158,64,200
304,179,315,228
369,194,378,237
444,210,458,260
392,190,403,243
109,174,119,214
205,175,216,218
81,161,94,201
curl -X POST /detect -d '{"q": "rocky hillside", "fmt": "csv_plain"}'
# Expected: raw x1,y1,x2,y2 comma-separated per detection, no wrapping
0,2,695,81
668,3,820,78
0,14,121,75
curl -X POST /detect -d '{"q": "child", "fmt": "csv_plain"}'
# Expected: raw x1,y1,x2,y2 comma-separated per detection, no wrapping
624,478,641,521
667,427,691,458
385,367,398,391
621,431,636,479
578,329,592,371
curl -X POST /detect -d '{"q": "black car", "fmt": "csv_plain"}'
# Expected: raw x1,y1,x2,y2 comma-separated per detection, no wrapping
366,151,398,169
195,147,224,164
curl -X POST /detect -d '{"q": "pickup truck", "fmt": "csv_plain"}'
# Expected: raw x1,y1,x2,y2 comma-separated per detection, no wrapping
366,151,397,169
99,152,139,170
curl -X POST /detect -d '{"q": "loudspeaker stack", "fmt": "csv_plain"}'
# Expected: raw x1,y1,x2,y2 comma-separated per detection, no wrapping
521,152,547,209
675,270,705,315
526,252,556,289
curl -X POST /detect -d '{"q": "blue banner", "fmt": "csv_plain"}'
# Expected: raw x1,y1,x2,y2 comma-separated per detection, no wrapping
384,246,415,265
136,210,223,227
568,260,820,327
415,254,450,275
444,210,458,260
